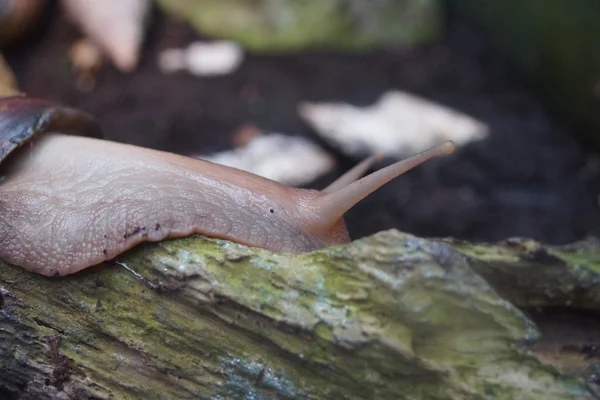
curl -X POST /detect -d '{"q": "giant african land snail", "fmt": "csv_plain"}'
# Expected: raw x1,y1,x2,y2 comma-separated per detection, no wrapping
0,96,455,276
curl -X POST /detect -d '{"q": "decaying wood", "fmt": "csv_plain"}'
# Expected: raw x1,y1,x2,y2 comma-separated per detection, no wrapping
0,230,597,399
447,236,600,310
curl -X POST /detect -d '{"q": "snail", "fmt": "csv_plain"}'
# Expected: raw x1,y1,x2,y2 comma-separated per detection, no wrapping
0,96,455,277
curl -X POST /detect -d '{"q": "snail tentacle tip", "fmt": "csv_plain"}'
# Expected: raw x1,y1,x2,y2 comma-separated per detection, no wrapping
439,140,456,154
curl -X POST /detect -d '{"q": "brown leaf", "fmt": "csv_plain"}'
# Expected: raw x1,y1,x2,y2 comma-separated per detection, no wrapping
0,54,19,97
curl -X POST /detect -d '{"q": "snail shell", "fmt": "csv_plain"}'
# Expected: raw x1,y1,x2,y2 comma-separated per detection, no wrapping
0,96,101,160
0,0,48,48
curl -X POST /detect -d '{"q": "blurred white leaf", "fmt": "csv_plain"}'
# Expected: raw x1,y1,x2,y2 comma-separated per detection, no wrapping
158,41,244,76
196,133,335,186
62,0,150,72
299,91,488,158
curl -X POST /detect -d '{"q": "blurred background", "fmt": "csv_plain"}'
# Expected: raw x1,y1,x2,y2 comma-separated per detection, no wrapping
2,0,599,245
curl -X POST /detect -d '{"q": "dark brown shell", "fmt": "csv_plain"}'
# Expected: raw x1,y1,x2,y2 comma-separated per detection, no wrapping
0,0,48,48
0,96,102,161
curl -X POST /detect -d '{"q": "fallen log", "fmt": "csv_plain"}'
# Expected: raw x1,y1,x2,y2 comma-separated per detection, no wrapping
0,230,596,399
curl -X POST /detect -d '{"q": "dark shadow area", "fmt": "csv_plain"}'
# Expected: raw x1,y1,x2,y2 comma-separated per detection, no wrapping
0,388,18,400
527,307,600,395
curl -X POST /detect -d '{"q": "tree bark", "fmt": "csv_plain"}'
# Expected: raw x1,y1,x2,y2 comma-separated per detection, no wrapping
447,236,600,310
0,230,596,399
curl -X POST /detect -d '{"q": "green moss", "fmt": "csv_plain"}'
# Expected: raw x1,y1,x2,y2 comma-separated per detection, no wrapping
548,244,600,275
0,230,595,399
157,0,442,52
446,237,600,310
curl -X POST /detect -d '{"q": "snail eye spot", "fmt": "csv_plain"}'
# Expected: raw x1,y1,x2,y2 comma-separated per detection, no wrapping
269,208,275,213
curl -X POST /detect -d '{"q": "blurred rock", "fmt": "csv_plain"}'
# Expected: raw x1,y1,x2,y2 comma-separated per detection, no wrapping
450,0,600,151
157,0,442,52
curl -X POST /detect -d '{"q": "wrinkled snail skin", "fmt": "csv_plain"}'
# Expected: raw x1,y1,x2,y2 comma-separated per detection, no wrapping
0,96,456,276
0,134,341,276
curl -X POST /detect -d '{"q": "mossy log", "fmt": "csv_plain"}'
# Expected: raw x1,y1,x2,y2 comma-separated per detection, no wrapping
0,230,597,399
447,236,600,310
157,0,441,52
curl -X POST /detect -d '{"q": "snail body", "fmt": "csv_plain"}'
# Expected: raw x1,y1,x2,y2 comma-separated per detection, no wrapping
0,96,455,276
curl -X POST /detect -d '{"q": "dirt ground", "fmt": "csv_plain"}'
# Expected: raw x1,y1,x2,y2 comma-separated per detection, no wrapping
5,3,600,246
